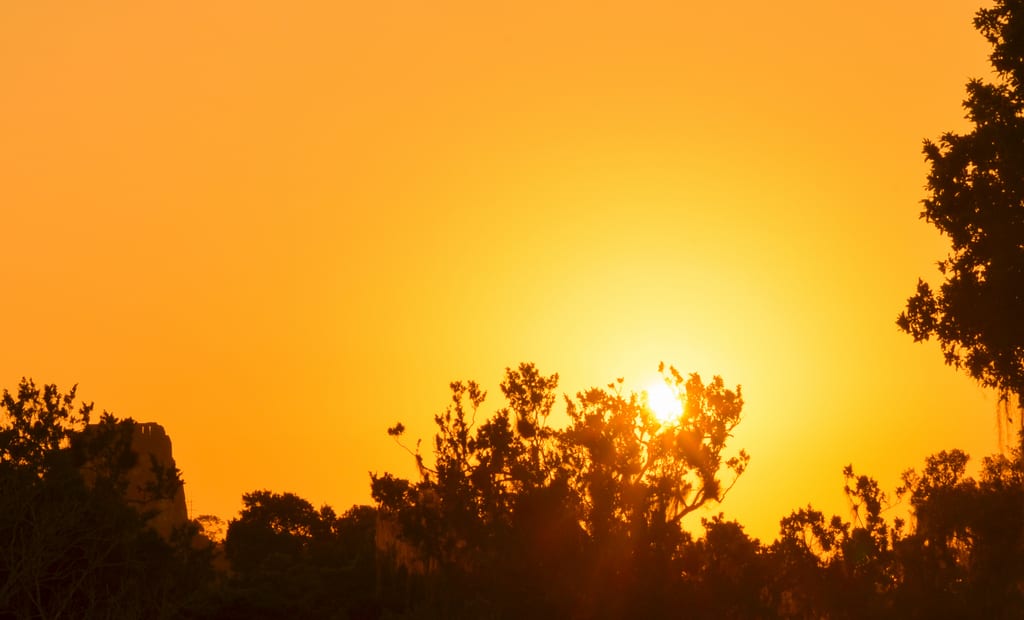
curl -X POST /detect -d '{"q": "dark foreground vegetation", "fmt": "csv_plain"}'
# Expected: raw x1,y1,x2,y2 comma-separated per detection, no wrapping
5,0,1024,617
2,367,1024,619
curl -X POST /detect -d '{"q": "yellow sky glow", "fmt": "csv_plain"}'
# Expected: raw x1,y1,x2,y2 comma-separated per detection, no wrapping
0,0,1001,540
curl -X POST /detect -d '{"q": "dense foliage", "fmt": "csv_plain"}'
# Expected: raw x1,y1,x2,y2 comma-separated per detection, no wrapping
368,365,1024,619
2,368,1024,618
898,0,1024,406
0,379,209,618
215,492,377,619
371,362,747,618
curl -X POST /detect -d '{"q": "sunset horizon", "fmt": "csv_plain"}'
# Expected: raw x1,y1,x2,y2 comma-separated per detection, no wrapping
4,0,1023,617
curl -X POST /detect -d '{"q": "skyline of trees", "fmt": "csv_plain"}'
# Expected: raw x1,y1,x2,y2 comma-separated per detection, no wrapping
4,364,1023,618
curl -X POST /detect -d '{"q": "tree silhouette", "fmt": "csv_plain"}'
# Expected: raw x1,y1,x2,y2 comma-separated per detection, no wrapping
898,0,1024,411
682,515,772,619
764,466,904,619
894,437,1024,618
0,379,204,618
219,491,378,619
372,362,748,618
10,369,1024,617
750,440,1024,619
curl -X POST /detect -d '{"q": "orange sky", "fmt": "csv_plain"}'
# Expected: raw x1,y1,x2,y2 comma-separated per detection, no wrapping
1,0,1004,541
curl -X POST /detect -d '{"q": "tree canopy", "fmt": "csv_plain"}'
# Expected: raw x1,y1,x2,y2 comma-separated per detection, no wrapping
0,379,206,618
371,362,749,618
4,363,1024,617
898,0,1024,407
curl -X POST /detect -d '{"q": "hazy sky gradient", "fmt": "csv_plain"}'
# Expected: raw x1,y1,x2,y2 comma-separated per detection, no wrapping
1,0,1002,540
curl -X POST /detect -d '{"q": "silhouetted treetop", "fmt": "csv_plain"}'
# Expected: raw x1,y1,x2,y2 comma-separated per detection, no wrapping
898,0,1024,407
372,362,749,618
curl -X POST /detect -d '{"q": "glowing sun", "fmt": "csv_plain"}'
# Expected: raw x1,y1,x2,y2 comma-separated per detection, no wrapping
645,381,681,423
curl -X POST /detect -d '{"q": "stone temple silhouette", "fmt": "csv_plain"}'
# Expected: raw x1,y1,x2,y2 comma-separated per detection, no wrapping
127,422,188,539
80,421,189,539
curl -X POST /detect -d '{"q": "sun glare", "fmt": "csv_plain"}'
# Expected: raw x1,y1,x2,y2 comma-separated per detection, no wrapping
645,381,681,423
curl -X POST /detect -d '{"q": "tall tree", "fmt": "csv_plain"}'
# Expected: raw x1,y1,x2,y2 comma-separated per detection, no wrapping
897,0,1024,408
